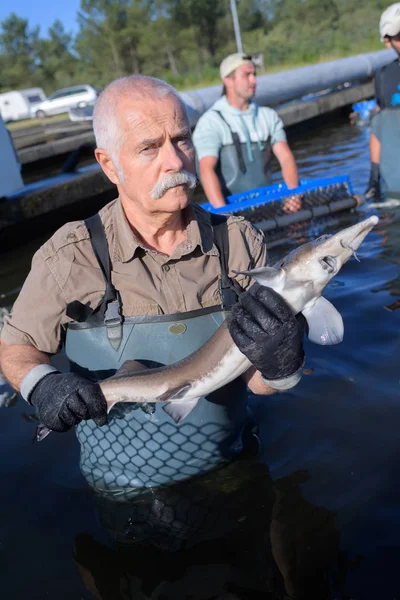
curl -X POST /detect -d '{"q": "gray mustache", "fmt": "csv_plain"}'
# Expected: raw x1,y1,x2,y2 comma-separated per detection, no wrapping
151,170,197,199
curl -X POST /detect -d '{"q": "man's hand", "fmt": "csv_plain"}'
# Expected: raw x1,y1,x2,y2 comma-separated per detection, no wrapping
30,372,108,432
228,284,305,385
282,194,303,214
365,162,381,200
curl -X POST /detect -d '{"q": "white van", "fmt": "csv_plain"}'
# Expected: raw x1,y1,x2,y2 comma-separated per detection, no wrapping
0,88,46,122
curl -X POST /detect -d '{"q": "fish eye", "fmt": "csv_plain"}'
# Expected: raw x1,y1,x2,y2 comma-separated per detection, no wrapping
316,234,331,242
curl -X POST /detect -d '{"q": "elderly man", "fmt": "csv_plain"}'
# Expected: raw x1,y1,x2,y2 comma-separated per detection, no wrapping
365,3,400,201
193,53,301,212
0,76,304,499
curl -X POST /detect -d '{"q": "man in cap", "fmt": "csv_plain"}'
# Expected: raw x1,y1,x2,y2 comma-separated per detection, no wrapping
193,53,301,211
365,3,400,201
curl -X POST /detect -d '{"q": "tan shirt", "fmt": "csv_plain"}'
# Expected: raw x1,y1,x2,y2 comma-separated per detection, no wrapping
1,199,267,354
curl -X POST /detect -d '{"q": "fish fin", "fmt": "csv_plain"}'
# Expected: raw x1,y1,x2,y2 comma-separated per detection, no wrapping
109,360,149,380
232,266,284,289
162,398,200,424
158,383,192,403
303,297,344,345
35,423,52,443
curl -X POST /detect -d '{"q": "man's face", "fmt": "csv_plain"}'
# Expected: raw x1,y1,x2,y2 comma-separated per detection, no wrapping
106,95,196,215
229,63,257,101
384,32,400,55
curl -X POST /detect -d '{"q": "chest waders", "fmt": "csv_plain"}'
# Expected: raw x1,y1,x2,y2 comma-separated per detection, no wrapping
64,213,256,500
214,110,272,197
375,108,400,199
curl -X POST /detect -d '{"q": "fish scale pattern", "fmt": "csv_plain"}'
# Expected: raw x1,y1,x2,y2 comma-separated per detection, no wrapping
76,402,234,502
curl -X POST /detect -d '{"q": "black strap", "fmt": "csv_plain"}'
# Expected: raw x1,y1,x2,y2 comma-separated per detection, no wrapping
65,213,123,349
210,213,243,309
84,214,116,302
377,67,385,109
85,214,123,349
214,110,247,175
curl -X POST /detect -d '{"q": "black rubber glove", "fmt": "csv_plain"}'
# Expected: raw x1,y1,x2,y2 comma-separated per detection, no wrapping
30,372,108,432
364,162,381,200
228,284,305,381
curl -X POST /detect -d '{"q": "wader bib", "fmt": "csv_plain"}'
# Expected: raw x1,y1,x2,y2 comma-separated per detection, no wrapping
373,108,400,198
214,110,272,196
64,213,255,500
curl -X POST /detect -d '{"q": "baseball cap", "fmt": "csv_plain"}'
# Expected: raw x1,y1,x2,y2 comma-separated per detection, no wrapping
219,53,254,79
380,3,400,40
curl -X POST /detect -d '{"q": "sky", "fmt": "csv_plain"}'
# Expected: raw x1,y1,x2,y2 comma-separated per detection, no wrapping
0,0,82,38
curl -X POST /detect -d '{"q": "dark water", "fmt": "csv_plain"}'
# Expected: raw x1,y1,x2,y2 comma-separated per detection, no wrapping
1,118,400,599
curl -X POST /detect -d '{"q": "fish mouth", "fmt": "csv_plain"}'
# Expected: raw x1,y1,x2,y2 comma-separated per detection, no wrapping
319,255,337,273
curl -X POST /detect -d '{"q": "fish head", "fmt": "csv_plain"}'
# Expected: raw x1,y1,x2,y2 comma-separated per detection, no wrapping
233,216,379,318
275,216,379,291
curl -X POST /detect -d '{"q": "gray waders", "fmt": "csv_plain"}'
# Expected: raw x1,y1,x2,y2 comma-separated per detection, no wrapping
64,213,257,500
214,110,272,196
372,108,400,199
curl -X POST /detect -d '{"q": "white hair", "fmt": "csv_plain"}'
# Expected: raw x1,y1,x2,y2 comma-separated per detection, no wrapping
93,75,188,174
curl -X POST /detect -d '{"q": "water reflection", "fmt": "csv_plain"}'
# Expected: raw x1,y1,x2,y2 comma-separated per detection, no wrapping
73,455,349,600
367,208,400,303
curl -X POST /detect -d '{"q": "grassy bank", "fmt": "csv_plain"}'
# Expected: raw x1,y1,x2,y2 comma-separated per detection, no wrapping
7,113,69,131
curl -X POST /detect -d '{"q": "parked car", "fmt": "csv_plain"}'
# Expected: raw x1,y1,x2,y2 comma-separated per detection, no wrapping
32,85,99,119
0,88,46,122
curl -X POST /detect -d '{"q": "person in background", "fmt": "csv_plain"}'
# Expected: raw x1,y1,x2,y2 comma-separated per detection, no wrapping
365,3,400,201
192,53,302,212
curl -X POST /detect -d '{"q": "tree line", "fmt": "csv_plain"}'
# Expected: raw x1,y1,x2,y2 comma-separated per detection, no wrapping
0,0,390,96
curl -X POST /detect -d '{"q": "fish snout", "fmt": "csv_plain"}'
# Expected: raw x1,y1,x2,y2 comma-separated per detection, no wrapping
318,216,379,265
340,216,379,251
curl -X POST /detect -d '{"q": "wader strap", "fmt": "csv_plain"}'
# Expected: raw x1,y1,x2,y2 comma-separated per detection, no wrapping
214,111,247,175
377,67,387,109
84,213,123,350
210,213,243,309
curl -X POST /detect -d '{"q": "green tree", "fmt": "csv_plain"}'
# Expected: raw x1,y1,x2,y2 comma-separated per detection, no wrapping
0,13,39,91
0,0,393,96
34,21,78,92
168,0,226,66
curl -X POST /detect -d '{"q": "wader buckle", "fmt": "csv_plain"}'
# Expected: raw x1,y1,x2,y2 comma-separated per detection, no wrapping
104,300,123,350
218,279,241,311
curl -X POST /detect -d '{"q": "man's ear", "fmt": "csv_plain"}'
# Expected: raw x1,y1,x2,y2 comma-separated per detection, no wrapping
223,75,233,93
95,148,121,185
383,37,392,49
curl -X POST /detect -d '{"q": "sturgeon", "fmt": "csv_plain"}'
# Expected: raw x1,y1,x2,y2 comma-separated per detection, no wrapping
37,215,378,440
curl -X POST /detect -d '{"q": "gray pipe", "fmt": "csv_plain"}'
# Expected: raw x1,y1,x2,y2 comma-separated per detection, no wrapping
180,49,396,127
